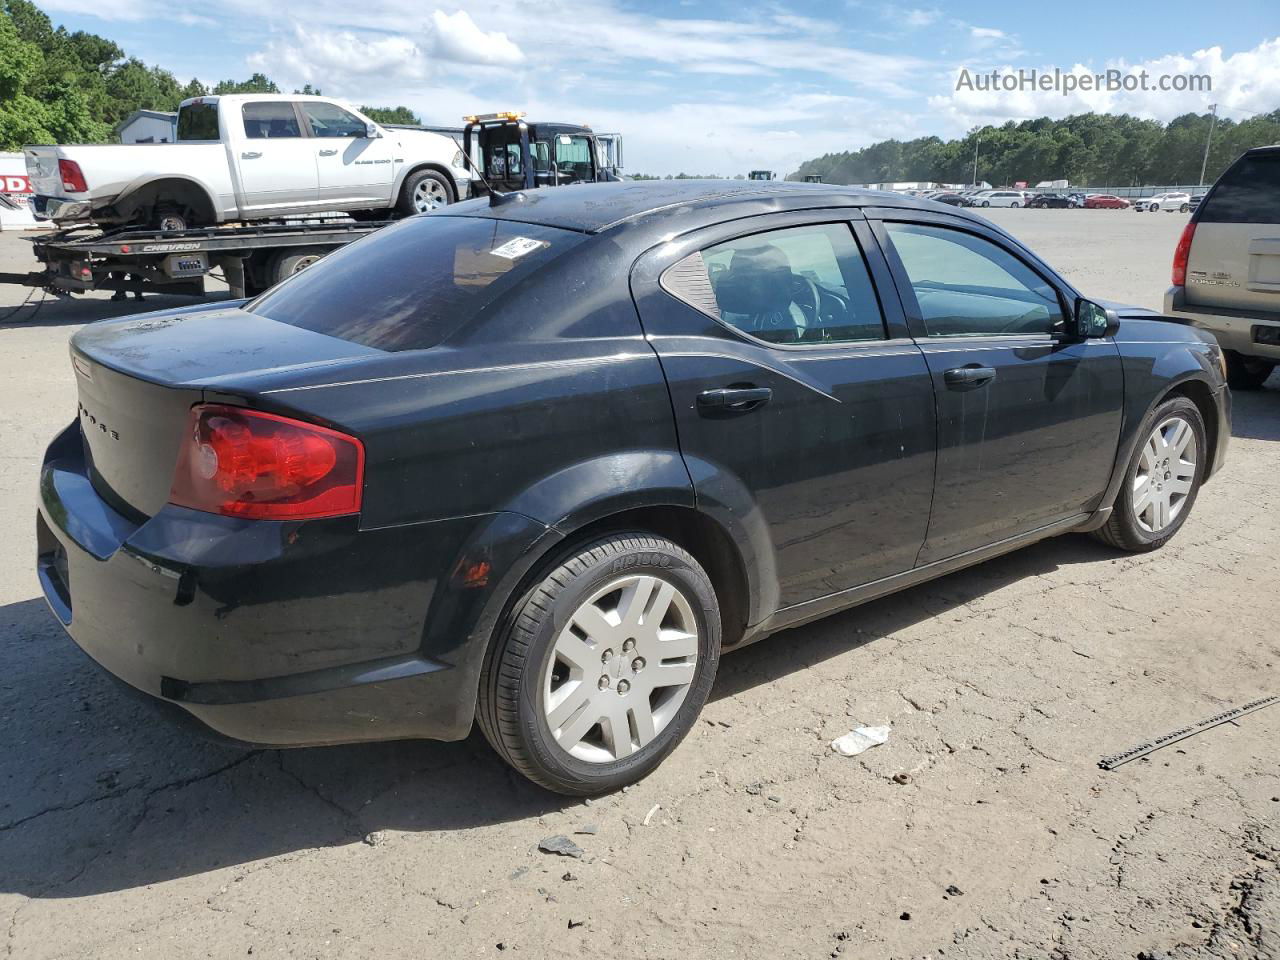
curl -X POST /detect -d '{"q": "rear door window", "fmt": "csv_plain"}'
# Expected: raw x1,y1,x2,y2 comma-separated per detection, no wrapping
249,216,585,351
242,102,303,139
663,223,886,345
1200,153,1280,224
176,102,219,141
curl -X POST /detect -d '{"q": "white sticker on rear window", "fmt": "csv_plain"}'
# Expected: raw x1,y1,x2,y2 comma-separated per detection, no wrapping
489,237,547,260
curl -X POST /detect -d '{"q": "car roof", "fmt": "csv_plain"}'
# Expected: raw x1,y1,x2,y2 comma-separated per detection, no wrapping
444,179,988,236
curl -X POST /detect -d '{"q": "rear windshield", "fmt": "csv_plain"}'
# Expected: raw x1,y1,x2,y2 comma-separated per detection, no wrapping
249,216,585,351
1200,153,1280,224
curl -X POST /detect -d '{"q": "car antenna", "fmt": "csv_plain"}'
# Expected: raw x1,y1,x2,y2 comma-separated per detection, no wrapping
450,135,526,207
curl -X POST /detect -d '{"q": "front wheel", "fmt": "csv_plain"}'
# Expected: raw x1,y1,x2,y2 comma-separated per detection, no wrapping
396,169,453,216
1092,396,1206,552
478,533,722,795
1224,351,1276,390
1180,203,1190,213
981,200,990,207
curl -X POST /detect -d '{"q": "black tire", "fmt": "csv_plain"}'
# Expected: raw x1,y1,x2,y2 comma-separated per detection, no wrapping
396,169,453,217
1180,203,1190,213
270,247,326,287
477,533,722,796
1224,351,1275,390
981,200,990,207
1092,396,1207,552
1010,201,1020,208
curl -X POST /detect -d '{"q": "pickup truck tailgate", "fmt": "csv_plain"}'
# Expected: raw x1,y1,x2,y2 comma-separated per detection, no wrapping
24,147,65,197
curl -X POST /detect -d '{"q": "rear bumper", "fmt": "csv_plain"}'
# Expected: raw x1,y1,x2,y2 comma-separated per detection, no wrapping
36,422,552,747
1164,286,1280,362
32,194,94,223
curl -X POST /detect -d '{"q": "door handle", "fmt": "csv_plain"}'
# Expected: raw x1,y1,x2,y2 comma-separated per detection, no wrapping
240,151,262,160
943,366,997,385
697,386,772,409
318,149,338,157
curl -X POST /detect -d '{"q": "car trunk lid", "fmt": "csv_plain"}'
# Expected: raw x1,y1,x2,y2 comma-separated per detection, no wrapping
70,304,385,518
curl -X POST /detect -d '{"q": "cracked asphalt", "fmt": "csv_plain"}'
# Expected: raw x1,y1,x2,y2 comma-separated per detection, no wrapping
2,209,1278,960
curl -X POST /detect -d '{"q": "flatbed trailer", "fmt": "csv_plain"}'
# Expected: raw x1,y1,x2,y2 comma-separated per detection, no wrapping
0,217,392,300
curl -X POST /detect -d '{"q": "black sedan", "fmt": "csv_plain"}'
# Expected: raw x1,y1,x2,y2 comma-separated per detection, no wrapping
927,192,971,206
38,181,1231,795
1027,194,1074,208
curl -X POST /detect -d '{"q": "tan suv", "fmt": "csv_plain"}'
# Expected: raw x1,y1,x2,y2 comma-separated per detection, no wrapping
1165,145,1280,389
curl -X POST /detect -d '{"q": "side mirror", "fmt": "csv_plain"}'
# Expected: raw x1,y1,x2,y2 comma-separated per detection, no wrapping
365,122,382,139
1067,298,1120,340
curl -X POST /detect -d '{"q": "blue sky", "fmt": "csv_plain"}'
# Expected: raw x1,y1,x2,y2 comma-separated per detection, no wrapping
34,0,1280,175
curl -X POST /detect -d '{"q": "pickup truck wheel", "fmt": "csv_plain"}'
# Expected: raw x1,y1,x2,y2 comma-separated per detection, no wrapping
1224,351,1275,390
477,533,721,796
154,207,189,232
397,170,453,216
1092,396,1206,552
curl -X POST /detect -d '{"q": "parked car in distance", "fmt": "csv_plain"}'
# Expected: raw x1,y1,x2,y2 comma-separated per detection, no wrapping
1027,194,1072,209
38,181,1230,795
1164,145,1280,389
973,190,1027,207
1189,193,1206,211
25,94,473,229
928,192,970,206
1085,194,1131,209
1133,192,1192,213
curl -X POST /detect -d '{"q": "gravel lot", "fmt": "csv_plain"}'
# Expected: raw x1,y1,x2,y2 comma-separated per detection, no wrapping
2,209,1277,960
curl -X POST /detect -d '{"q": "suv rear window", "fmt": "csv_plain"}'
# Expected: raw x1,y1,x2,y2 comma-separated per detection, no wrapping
250,216,585,351
1199,152,1280,224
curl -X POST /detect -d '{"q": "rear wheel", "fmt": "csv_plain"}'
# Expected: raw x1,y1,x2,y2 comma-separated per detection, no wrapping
478,533,721,795
1224,351,1276,390
981,200,990,207
1180,203,1190,213
1010,201,1020,208
396,169,453,216
154,205,190,232
270,248,326,287
1092,396,1206,552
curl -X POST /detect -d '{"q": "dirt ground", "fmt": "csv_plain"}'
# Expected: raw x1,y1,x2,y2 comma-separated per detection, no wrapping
1,209,1277,960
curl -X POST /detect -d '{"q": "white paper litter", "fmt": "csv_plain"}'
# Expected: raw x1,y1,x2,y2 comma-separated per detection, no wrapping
830,725,891,757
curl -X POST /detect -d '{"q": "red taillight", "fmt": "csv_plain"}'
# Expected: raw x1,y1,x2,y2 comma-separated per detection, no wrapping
169,404,364,520
1172,222,1196,286
58,159,88,193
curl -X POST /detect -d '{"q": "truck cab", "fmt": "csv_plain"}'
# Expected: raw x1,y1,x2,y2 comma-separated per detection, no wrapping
748,170,776,181
462,112,623,194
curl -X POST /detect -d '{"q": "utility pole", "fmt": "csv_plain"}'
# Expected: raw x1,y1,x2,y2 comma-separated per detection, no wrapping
973,135,980,187
1198,103,1218,186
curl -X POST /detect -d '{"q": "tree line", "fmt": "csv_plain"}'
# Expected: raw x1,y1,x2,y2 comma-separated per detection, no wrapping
0,0,419,150
790,109,1280,187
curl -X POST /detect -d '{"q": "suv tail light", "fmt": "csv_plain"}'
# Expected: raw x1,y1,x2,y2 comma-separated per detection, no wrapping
169,404,364,520
58,159,88,193
1172,222,1196,286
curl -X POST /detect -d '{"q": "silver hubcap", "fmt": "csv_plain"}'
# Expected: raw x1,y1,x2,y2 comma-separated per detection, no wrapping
159,215,185,231
290,255,320,275
413,179,448,212
1132,416,1197,533
541,574,699,764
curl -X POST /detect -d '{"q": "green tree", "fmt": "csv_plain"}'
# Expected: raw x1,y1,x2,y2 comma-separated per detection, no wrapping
212,72,279,95
360,105,418,124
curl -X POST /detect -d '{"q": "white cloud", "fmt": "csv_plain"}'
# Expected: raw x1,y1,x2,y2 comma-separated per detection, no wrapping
430,10,524,65
932,36,1280,129
902,8,941,28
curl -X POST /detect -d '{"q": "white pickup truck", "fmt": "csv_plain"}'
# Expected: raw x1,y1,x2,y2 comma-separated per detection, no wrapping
25,94,472,229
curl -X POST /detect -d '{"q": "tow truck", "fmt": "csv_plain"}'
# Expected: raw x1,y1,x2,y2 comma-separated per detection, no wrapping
462,111,623,193
1,111,625,302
